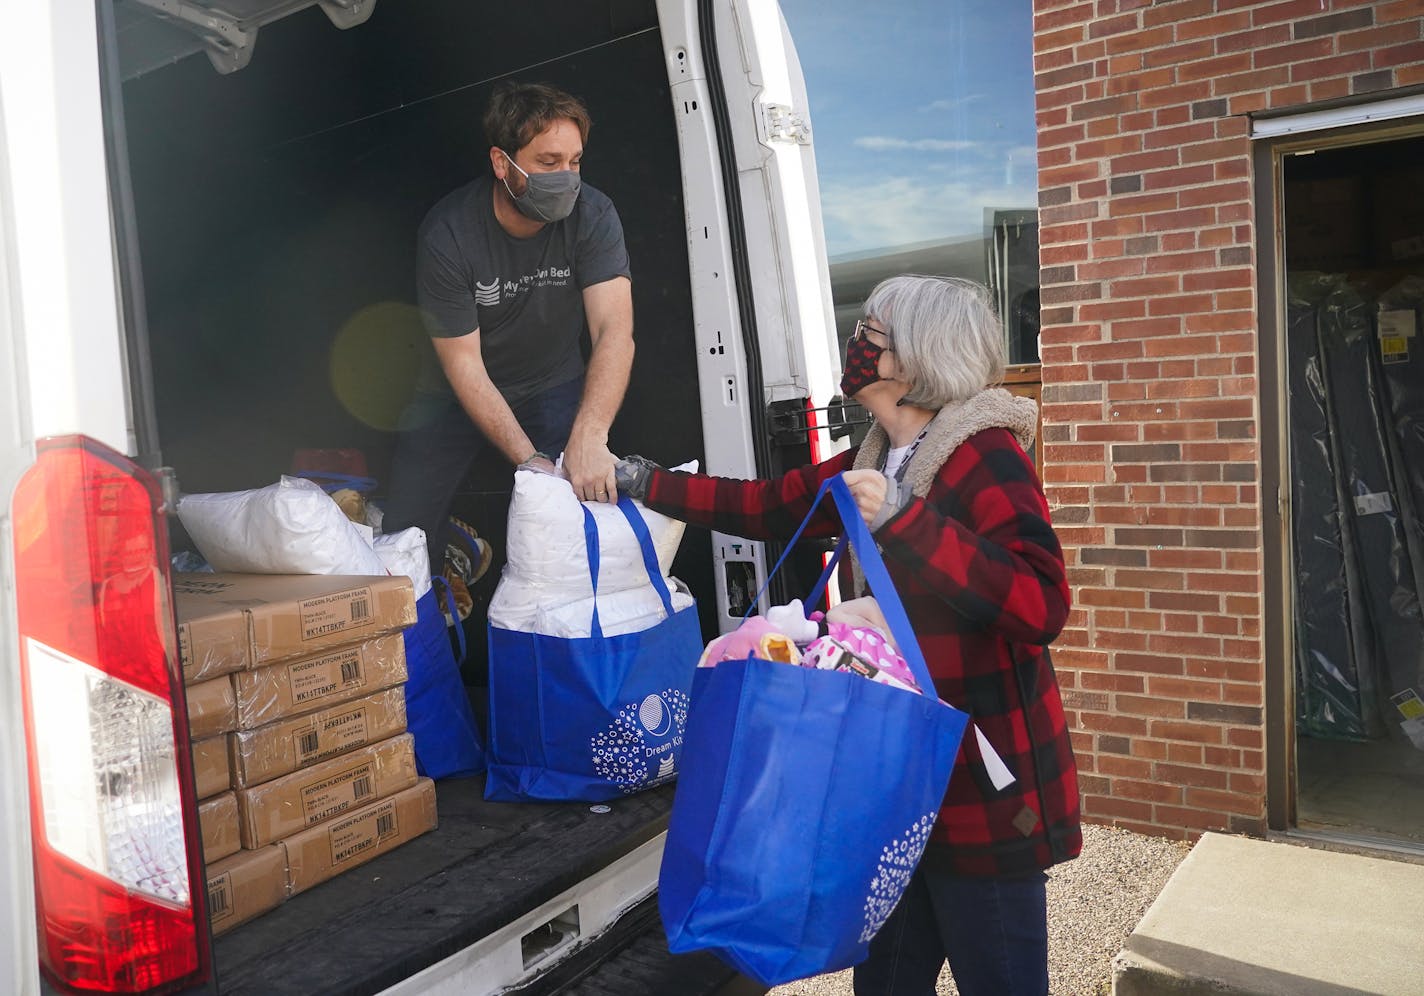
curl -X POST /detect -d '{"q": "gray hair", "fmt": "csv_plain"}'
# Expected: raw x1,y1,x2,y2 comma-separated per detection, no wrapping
862,274,1006,407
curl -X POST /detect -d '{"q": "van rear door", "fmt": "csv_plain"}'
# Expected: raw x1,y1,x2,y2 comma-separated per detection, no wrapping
659,0,840,628
2,5,209,995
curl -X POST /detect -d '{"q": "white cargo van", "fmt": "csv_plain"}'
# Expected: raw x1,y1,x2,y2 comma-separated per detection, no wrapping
0,1,844,993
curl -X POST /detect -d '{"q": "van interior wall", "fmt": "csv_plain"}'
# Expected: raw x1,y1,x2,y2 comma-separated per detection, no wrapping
119,0,721,646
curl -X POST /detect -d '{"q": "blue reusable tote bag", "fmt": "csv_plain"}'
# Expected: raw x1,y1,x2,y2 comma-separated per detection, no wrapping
402,576,486,778
659,475,969,986
484,497,704,802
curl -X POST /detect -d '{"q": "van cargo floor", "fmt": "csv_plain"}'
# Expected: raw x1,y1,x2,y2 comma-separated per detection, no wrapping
212,776,675,995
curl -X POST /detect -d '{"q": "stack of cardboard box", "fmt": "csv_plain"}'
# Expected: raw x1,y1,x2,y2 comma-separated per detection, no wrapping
175,572,439,936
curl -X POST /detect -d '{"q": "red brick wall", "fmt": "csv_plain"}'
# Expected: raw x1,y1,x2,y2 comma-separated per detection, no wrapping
1032,0,1424,839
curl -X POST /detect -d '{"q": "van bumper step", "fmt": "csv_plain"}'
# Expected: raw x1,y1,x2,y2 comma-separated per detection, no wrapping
511,894,766,996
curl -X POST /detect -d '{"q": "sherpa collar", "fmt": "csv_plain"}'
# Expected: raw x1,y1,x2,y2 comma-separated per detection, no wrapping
846,387,1038,595
850,387,1038,496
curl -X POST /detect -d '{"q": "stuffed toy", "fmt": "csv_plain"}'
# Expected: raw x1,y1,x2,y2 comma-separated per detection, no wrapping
763,598,821,645
823,596,899,651
801,620,921,695
696,615,799,667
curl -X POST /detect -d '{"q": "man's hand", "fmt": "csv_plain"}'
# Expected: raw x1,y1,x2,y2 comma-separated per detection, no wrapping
841,469,888,527
565,429,618,503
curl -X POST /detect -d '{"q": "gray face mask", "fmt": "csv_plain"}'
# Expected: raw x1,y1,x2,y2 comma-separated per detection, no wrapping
500,151,581,224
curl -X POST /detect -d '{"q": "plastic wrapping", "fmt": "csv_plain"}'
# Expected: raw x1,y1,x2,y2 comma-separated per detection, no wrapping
186,676,237,739
192,735,233,799
198,791,240,864
235,732,418,848
373,526,432,599
1286,284,1374,738
282,778,437,896
497,467,688,597
206,845,288,937
230,686,408,788
231,633,408,730
176,476,388,576
178,601,250,684
1376,277,1424,605
174,571,418,680
1317,281,1424,735
491,467,695,637
243,573,416,668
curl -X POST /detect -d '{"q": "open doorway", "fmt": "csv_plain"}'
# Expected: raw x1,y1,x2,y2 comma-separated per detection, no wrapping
1280,132,1424,849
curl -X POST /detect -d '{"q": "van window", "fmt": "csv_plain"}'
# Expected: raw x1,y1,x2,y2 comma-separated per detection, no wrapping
779,0,1041,366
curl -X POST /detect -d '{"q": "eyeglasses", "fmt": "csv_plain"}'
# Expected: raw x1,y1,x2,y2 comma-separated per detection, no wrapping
852,318,893,350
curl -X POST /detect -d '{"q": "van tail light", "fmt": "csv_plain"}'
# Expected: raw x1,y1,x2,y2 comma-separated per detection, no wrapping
12,435,210,994
804,397,822,466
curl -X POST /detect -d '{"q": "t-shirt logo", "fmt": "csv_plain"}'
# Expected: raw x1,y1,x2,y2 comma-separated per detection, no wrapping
475,278,500,308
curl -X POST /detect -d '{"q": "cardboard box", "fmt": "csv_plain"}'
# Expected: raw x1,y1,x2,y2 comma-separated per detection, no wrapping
231,634,407,729
191,735,232,799
175,577,249,684
199,791,241,864
230,686,407,788
186,677,236,739
282,778,437,896
174,572,417,683
206,845,287,936
236,733,418,848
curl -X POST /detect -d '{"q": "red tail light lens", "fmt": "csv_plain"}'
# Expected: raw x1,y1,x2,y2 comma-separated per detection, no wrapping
12,435,210,994
804,396,822,466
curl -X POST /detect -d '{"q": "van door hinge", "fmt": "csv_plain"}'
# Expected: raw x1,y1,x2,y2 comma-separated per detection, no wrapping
131,0,257,74
759,103,812,146
131,0,376,75
154,466,182,516
767,397,870,446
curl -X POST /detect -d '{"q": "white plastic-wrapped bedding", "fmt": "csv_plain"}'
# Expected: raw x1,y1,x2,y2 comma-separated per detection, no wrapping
488,464,696,638
176,476,388,576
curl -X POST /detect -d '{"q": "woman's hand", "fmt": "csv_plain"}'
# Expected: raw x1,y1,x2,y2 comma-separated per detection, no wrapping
841,469,888,527
615,454,662,501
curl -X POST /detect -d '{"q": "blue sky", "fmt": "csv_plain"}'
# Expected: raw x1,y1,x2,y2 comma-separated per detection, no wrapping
779,0,1038,259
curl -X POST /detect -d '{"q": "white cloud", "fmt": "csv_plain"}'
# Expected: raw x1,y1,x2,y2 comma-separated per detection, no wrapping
815,172,1037,257
853,136,981,152
920,95,987,113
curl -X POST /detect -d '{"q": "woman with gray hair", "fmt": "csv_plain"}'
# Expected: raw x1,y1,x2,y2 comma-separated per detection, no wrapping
618,273,1079,995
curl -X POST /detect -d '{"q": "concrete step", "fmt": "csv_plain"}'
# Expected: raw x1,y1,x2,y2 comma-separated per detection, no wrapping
1112,831,1424,996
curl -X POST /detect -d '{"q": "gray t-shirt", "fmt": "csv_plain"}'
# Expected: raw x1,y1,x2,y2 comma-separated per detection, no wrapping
415,174,630,406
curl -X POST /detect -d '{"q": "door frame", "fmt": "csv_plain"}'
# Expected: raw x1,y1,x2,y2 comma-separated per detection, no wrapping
1003,363,1042,479
1254,112,1424,837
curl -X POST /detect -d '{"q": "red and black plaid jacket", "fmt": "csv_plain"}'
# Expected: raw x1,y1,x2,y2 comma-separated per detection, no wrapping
644,427,1081,878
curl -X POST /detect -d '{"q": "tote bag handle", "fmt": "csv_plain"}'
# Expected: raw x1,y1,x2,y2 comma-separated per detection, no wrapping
757,477,1017,788
580,496,677,641
431,574,467,665
747,475,935,696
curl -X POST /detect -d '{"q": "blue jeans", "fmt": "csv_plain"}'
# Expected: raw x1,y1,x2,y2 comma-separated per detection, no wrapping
853,866,1049,996
383,377,584,567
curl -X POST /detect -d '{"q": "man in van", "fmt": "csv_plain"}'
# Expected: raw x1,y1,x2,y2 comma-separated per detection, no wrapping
385,80,634,572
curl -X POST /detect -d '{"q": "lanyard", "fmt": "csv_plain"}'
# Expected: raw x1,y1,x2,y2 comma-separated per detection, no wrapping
880,424,930,484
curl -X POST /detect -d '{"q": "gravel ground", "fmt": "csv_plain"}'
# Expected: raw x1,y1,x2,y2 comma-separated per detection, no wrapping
767,824,1194,996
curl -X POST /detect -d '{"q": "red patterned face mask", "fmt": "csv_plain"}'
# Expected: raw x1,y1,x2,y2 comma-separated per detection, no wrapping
839,325,888,398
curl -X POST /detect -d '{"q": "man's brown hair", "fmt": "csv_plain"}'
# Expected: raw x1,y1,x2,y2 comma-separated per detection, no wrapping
483,81,592,156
